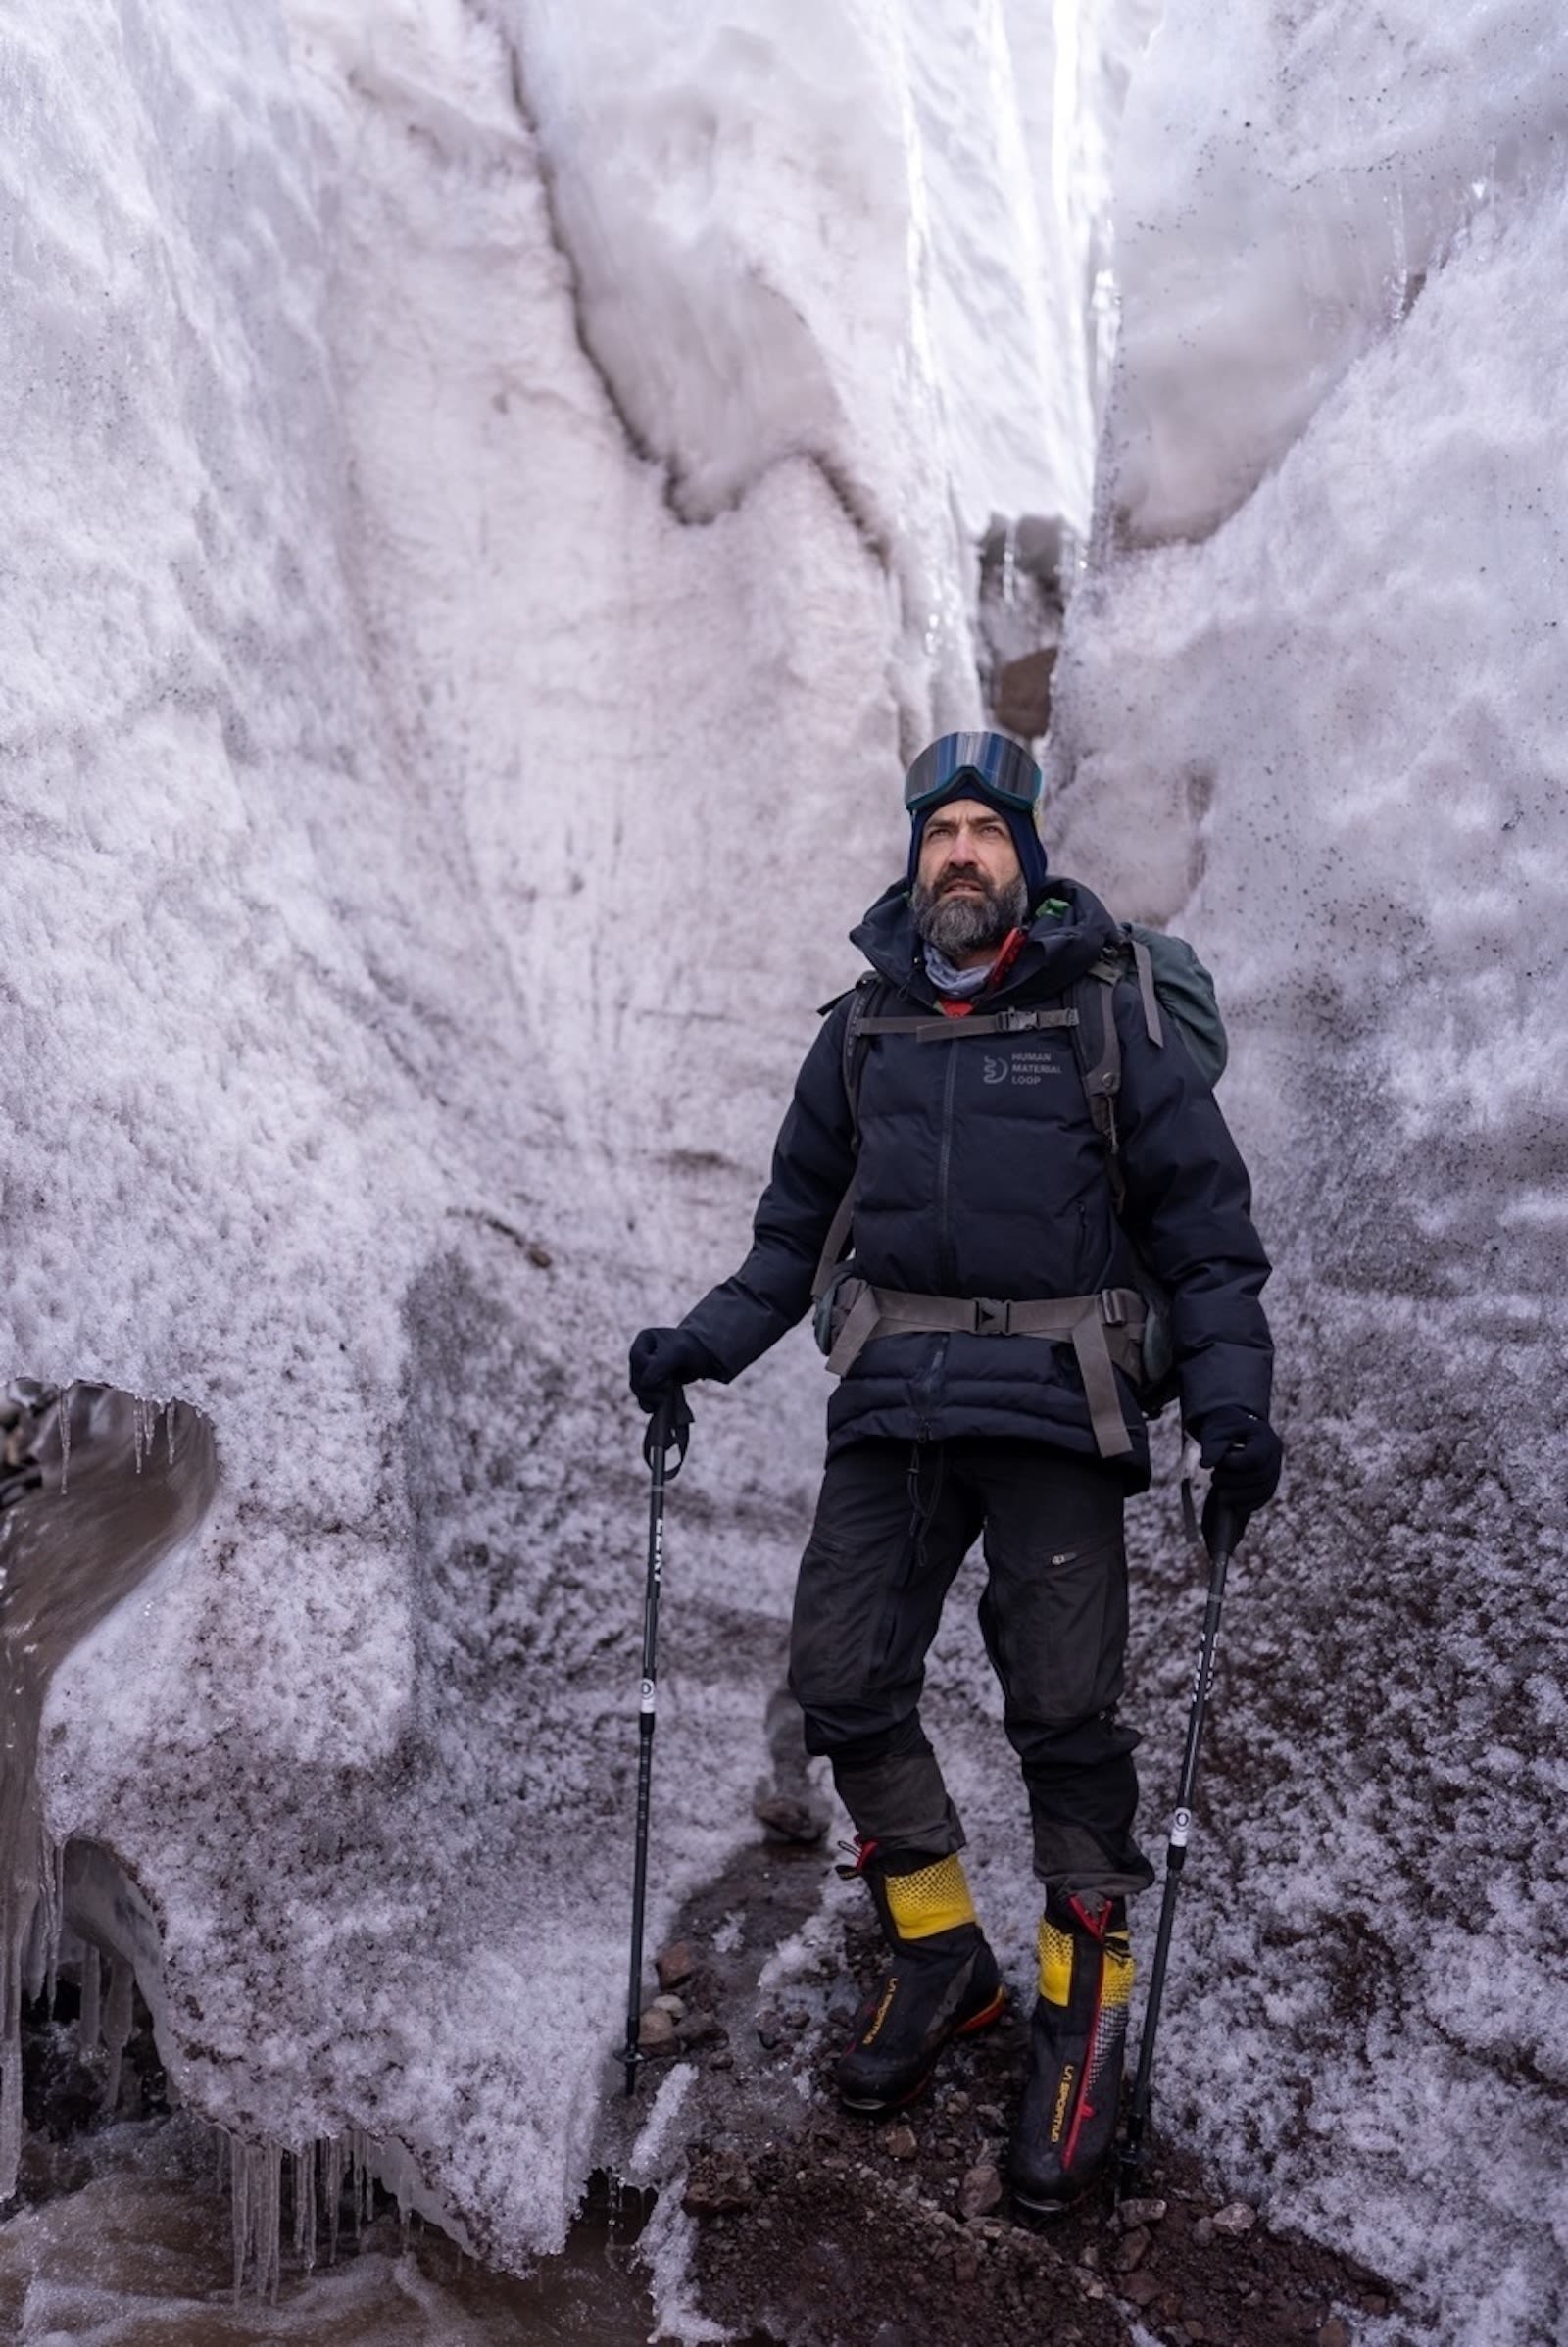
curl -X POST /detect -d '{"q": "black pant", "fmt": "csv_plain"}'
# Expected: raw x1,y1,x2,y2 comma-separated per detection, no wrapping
789,1438,1153,1899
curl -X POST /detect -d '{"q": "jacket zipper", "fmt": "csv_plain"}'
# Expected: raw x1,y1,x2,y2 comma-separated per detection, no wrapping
936,1036,962,1292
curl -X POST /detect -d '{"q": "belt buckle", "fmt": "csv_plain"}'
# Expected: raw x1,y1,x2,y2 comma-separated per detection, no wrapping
974,1298,1011,1337
1099,1290,1128,1328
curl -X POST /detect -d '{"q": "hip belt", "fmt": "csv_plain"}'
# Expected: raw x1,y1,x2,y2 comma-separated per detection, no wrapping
819,1280,1148,1461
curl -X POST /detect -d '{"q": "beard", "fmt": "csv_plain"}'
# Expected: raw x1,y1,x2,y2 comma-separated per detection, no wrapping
911,864,1030,959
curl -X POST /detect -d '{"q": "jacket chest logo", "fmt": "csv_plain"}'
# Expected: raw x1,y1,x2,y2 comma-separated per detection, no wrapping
980,1049,1062,1089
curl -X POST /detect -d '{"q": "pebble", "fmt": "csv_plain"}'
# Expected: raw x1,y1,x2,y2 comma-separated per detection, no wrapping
954,2248,980,2285
1191,2217,1214,2247
682,2153,754,2215
1114,2227,1151,2274
1121,2271,1162,2309
1211,2200,1258,2236
1077,2244,1100,2273
1117,2196,1167,2228
675,2010,723,2049
637,2009,677,2056
1318,2322,1353,2347
885,2124,919,2161
652,1993,686,2019
958,2162,1003,2221
946,2090,972,2117
656,1941,695,1989
753,1794,827,1843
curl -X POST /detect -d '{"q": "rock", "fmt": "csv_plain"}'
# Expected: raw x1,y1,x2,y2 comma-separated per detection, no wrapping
656,1941,696,1989
652,1993,686,2019
976,2102,1005,2127
954,2247,980,2285
675,2010,724,2051
885,2124,919,2161
1117,2196,1167,2228
753,1793,827,1843
682,2152,754,2216
1191,2217,1214,2247
1114,2227,1151,2274
525,1241,554,1268
946,2089,972,2117
1077,2244,1100,2273
756,2018,782,2049
993,646,1058,738
1318,2322,1353,2347
1211,2200,1258,2237
1122,2271,1162,2309
637,2008,677,2056
957,2159,1004,2215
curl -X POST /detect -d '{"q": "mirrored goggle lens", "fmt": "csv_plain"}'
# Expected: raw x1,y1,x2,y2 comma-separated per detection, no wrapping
903,730,1043,814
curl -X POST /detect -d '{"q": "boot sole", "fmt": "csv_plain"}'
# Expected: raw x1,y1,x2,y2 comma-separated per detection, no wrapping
837,1986,1007,2116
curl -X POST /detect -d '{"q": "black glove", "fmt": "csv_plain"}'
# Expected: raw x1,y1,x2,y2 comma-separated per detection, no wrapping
1197,1406,1283,1548
628,1325,717,1414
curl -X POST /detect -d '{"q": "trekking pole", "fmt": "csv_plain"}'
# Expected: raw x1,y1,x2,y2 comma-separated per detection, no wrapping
622,1388,691,2097
1118,1463,1243,2194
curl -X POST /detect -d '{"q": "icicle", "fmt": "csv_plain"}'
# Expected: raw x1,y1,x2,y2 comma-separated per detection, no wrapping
293,2141,318,2271
56,1390,71,1495
78,1941,101,2053
101,1957,133,2115
1001,517,1018,608
167,1403,176,1467
131,1399,144,1477
230,2133,250,2297
259,2141,282,2302
0,1957,22,2204
43,1843,64,2013
324,2134,344,2265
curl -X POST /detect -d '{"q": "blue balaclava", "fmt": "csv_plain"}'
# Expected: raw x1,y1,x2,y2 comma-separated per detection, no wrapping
906,773,1050,907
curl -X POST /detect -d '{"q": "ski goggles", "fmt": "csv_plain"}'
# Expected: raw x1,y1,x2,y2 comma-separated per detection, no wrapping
903,731,1044,816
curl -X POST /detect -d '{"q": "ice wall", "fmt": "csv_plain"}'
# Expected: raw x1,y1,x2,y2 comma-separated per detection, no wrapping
3,0,1103,2272
1049,3,1568,2335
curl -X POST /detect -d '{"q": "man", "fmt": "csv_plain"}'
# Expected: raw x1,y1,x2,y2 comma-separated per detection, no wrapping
629,731,1279,2211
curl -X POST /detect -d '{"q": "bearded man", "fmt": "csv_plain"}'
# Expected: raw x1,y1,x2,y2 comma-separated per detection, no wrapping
629,732,1279,2210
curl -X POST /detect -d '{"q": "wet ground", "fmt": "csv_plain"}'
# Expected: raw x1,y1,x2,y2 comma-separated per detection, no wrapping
604,1830,1403,2347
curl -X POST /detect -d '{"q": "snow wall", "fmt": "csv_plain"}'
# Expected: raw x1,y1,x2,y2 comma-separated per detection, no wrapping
0,0,1122,2277
1045,3,1568,2339
5,0,1566,2334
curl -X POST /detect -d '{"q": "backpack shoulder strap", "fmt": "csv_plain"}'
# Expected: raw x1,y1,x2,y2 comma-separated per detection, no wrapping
811,974,892,1301
1070,947,1130,1212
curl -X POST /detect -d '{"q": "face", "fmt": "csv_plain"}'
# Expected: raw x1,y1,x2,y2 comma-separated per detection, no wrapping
914,797,1023,901
910,796,1030,961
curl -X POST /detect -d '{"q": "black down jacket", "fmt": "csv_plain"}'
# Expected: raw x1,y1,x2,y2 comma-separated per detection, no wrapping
681,878,1273,1489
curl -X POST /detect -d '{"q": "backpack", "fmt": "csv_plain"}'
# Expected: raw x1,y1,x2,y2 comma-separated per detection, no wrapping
818,921,1227,1421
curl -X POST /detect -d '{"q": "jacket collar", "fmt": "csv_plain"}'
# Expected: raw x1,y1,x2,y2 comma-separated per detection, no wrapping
849,877,1119,1007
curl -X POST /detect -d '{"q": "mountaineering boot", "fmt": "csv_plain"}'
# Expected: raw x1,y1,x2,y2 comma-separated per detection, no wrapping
835,1842,1005,2113
1010,1890,1134,2213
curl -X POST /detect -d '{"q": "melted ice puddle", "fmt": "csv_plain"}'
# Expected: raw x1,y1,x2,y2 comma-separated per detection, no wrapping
0,2117,658,2345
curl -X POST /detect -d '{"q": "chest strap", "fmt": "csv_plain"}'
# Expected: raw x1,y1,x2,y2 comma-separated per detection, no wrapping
822,1281,1146,1460
855,1007,1081,1044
